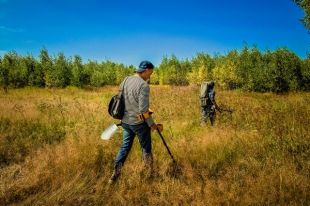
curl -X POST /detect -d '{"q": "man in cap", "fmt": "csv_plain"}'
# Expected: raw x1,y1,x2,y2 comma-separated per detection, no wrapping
109,60,158,183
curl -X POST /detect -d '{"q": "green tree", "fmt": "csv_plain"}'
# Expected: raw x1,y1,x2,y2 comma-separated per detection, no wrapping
89,60,116,87
237,46,253,90
85,60,100,87
236,46,270,91
0,56,9,92
158,55,189,85
101,61,117,85
270,48,303,93
187,53,214,85
149,66,160,85
71,55,84,87
52,53,71,87
158,56,169,85
213,50,239,89
114,63,130,85
294,0,310,30
23,55,44,87
301,54,310,90
2,51,28,88
260,50,276,91
245,47,270,92
39,48,53,87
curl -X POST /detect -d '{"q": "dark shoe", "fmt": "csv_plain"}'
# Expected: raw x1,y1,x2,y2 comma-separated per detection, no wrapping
108,163,122,184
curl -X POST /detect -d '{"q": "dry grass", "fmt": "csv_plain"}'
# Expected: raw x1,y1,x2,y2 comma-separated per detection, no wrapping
0,86,309,205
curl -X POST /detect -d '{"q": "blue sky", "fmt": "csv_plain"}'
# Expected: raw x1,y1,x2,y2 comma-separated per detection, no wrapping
0,0,309,66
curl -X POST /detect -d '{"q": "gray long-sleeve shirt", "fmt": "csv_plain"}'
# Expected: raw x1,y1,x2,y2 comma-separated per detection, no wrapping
120,75,154,126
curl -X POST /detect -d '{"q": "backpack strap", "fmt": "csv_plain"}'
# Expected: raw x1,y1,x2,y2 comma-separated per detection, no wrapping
118,77,129,97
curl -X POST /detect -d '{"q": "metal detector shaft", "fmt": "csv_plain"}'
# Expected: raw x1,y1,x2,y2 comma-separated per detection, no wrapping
156,128,176,162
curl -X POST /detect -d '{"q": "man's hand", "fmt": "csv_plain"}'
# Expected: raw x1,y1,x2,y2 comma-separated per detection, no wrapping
150,123,158,132
150,123,163,132
157,124,163,132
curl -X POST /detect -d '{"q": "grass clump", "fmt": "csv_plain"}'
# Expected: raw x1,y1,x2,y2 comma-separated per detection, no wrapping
0,118,66,167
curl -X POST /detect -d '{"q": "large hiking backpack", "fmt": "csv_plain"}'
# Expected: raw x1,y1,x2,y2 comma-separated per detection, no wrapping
200,81,214,106
108,77,128,119
200,82,209,98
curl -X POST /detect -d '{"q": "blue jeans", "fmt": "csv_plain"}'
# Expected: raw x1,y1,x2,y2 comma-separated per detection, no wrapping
114,122,152,167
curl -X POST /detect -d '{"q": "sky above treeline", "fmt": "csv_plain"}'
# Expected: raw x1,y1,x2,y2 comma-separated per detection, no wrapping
0,0,309,66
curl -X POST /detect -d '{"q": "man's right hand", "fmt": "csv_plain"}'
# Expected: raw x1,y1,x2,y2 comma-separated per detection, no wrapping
151,123,164,132
150,123,158,132
157,124,163,132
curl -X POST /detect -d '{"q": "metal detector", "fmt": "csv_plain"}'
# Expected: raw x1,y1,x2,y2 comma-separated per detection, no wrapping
156,126,176,163
156,126,183,177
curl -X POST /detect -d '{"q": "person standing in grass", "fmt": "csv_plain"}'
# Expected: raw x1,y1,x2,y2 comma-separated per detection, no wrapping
109,60,158,184
200,81,221,126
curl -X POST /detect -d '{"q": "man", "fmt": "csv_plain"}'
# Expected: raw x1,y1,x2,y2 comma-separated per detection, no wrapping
109,60,158,183
200,81,221,126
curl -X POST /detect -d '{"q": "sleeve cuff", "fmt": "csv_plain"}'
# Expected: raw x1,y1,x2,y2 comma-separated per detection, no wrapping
145,116,155,127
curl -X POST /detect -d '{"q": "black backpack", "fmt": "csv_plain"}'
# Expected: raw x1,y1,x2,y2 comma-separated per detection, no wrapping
108,77,128,119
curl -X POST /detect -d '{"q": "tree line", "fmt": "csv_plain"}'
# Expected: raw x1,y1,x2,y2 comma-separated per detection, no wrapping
0,47,309,92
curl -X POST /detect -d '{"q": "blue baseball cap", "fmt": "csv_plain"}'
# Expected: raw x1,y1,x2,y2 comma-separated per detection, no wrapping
136,60,154,72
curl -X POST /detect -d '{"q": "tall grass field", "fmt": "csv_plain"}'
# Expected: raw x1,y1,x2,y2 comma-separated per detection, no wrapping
0,86,309,205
